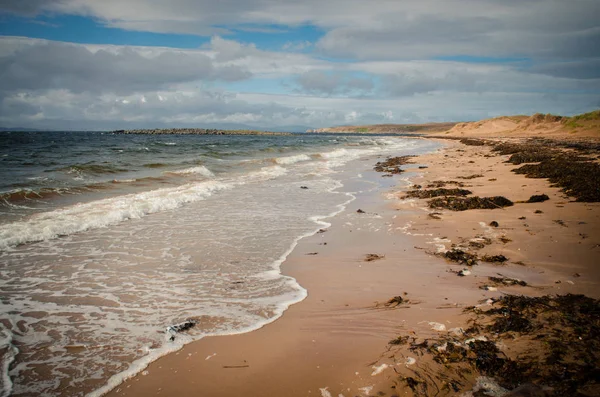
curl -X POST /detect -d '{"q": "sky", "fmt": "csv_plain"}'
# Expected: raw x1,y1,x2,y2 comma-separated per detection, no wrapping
0,0,599,131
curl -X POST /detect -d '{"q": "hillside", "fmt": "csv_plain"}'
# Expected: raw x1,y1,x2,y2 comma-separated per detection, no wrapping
311,110,600,139
307,122,457,134
443,110,600,138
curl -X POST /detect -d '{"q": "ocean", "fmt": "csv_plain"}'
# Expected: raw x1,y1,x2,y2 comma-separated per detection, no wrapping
0,131,440,396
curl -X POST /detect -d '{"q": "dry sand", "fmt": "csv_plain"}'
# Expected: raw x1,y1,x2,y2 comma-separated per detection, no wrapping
107,138,599,397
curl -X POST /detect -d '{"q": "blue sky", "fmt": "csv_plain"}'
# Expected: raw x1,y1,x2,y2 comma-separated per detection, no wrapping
0,0,598,130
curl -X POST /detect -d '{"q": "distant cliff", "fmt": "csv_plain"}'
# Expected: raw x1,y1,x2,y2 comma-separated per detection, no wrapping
112,128,290,135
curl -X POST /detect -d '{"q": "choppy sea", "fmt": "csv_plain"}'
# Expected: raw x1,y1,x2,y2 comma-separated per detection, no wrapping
0,131,440,396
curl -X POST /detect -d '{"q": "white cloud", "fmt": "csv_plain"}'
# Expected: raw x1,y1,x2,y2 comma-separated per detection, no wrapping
0,0,599,129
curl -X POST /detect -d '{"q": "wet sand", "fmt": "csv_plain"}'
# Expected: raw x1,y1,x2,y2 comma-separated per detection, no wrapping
107,138,600,397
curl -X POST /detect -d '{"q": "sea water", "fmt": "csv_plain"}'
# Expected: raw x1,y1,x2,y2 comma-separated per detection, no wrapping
0,131,439,396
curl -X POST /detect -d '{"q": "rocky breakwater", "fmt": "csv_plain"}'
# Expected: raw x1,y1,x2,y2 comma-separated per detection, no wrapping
112,128,290,136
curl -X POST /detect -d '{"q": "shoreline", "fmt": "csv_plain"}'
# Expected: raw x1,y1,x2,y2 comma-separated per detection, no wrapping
106,136,599,397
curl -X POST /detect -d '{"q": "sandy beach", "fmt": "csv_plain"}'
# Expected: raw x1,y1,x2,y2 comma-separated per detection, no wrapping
105,134,600,397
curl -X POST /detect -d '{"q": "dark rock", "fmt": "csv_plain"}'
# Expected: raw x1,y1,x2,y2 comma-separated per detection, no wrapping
356,209,365,213
300,186,309,189
489,221,499,227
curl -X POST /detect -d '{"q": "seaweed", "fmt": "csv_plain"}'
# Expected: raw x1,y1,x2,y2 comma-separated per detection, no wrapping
492,140,600,202
403,188,472,199
481,254,508,263
365,253,385,261
487,276,527,287
389,335,410,345
525,194,550,203
514,159,600,202
443,249,478,266
387,294,600,396
428,196,514,211
457,174,484,180
374,156,415,174
460,138,487,146
426,180,466,188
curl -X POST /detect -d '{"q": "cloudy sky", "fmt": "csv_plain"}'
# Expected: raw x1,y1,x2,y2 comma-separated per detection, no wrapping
0,0,599,131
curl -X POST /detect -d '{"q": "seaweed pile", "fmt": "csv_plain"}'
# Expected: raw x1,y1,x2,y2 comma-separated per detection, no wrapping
404,188,472,199
492,141,600,202
374,155,415,174
429,196,514,211
525,194,550,203
459,138,487,146
443,248,478,266
426,180,467,188
386,294,600,396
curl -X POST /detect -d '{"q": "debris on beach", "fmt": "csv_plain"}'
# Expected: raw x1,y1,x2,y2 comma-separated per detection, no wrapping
493,140,600,202
457,174,484,180
364,253,385,262
165,319,197,341
458,269,471,277
428,212,442,220
524,194,550,203
356,208,365,213
481,254,508,263
385,295,408,307
468,236,493,250
371,363,389,376
429,322,446,331
428,196,514,211
403,188,472,199
459,138,487,146
427,180,466,188
389,335,410,345
386,294,600,396
442,249,478,266
373,156,415,174
487,276,527,287
480,285,498,291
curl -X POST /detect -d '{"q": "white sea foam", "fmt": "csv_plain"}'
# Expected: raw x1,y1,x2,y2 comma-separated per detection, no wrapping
0,180,231,250
111,178,137,183
0,135,442,396
319,148,351,159
243,165,288,182
274,154,311,165
166,166,214,177
0,327,17,397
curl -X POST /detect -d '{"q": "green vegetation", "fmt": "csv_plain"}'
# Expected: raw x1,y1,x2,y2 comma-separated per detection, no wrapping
563,109,600,129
